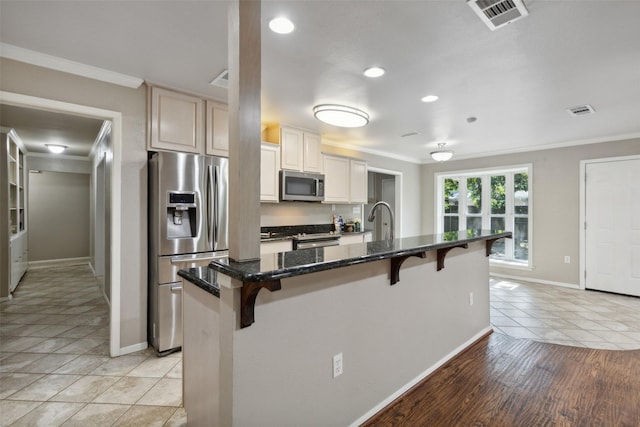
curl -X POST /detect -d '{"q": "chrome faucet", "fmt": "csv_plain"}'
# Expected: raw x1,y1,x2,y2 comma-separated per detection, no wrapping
367,201,395,240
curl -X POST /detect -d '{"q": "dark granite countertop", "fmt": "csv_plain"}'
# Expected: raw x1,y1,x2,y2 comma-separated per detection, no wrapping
211,229,512,284
177,266,220,298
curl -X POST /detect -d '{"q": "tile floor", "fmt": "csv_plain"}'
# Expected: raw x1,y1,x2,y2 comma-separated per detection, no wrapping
3,266,639,425
1,265,185,427
490,278,640,350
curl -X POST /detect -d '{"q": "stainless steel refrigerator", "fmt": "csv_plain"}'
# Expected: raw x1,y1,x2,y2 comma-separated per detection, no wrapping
148,151,228,355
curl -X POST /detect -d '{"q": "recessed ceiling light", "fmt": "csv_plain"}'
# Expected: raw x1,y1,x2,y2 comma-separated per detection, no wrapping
421,95,439,103
269,17,294,34
363,67,385,78
313,104,369,128
46,144,67,154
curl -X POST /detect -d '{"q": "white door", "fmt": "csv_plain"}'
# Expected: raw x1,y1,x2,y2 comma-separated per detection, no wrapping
585,158,640,296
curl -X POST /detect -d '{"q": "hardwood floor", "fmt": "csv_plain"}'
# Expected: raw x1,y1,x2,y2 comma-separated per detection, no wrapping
363,332,640,426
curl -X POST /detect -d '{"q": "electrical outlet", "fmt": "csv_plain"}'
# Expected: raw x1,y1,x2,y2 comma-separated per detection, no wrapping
564,256,571,264
469,292,474,306
333,353,343,378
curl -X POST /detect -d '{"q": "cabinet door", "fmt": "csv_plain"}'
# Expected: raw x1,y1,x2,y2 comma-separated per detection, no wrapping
303,132,322,173
261,143,280,202
149,87,204,153
205,101,229,157
280,127,303,171
349,160,367,204
323,155,350,203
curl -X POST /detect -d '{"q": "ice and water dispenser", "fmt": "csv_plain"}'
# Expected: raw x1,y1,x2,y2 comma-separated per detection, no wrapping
166,191,197,239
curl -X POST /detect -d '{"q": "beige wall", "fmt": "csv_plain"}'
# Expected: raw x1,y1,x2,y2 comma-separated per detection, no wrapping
322,143,423,237
1,58,148,349
28,171,90,261
422,138,640,286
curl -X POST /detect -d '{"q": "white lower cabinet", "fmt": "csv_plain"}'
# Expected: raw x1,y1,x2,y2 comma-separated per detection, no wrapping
339,234,365,245
260,239,292,255
9,234,28,293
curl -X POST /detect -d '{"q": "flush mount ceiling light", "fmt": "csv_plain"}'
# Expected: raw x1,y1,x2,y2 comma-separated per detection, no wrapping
313,104,369,128
363,66,385,78
269,17,294,34
421,95,439,103
430,143,453,162
46,144,67,154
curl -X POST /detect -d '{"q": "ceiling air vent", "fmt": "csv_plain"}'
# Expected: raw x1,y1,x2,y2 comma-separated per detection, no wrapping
468,0,529,31
209,69,229,89
567,105,596,116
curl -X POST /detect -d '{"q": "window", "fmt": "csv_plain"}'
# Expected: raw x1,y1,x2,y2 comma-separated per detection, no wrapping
435,165,532,266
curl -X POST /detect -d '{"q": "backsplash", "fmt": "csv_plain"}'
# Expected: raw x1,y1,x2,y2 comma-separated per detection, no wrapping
260,202,363,227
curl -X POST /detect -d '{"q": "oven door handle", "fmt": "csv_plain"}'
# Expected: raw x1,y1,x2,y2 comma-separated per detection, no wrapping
295,239,340,250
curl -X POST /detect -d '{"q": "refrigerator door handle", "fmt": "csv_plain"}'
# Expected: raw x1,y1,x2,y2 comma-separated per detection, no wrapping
170,285,183,294
207,164,214,248
214,164,220,245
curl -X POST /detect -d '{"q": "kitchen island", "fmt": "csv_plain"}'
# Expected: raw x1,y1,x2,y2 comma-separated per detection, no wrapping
179,229,511,427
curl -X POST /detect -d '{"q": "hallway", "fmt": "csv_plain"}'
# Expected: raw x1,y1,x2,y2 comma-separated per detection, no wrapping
0,265,184,426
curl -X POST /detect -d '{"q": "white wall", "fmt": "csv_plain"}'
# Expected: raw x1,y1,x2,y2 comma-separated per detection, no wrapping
422,137,640,286
28,170,90,261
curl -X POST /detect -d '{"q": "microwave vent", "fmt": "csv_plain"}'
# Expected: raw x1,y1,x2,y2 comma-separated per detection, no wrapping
467,0,529,31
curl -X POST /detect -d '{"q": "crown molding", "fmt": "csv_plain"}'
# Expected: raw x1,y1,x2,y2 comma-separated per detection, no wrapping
0,43,144,89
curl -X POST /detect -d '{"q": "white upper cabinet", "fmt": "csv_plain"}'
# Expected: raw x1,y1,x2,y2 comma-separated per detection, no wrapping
149,86,204,154
260,143,280,203
302,132,322,173
349,160,367,204
264,125,322,173
280,126,304,171
323,154,368,204
148,85,229,157
323,155,350,203
205,101,229,157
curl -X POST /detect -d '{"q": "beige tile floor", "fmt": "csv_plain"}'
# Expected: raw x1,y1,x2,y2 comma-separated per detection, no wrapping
490,278,640,350
3,266,639,425
1,265,185,427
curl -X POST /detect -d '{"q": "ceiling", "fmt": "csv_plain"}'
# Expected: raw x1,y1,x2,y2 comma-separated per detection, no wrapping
0,104,104,157
1,0,639,163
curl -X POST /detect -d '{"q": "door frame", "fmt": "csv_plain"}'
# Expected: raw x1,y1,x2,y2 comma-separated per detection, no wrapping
0,90,123,356
368,166,403,238
579,154,640,290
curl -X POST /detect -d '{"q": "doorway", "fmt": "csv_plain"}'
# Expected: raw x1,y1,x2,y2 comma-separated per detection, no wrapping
581,155,640,296
1,90,123,356
366,167,402,240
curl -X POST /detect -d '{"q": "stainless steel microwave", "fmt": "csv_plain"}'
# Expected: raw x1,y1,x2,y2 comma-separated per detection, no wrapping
280,170,325,202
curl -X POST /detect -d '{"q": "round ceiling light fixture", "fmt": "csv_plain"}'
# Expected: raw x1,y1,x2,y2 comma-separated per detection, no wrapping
363,66,385,78
268,17,295,34
313,104,370,128
421,94,439,103
46,144,67,154
430,142,453,162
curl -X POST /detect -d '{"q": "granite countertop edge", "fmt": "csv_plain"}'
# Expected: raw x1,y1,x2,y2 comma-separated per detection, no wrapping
212,231,512,284
177,269,220,298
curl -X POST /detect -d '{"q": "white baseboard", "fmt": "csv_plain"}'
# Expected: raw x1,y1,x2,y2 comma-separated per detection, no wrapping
490,273,580,289
350,326,493,427
117,341,148,357
28,257,90,269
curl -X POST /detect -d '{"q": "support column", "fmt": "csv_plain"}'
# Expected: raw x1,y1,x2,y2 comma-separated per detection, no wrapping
227,0,261,262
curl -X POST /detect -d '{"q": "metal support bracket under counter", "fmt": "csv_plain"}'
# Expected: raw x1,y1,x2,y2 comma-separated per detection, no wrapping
203,230,512,328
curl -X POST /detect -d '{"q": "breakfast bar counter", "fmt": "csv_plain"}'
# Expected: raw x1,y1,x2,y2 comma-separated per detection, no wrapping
180,230,511,426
